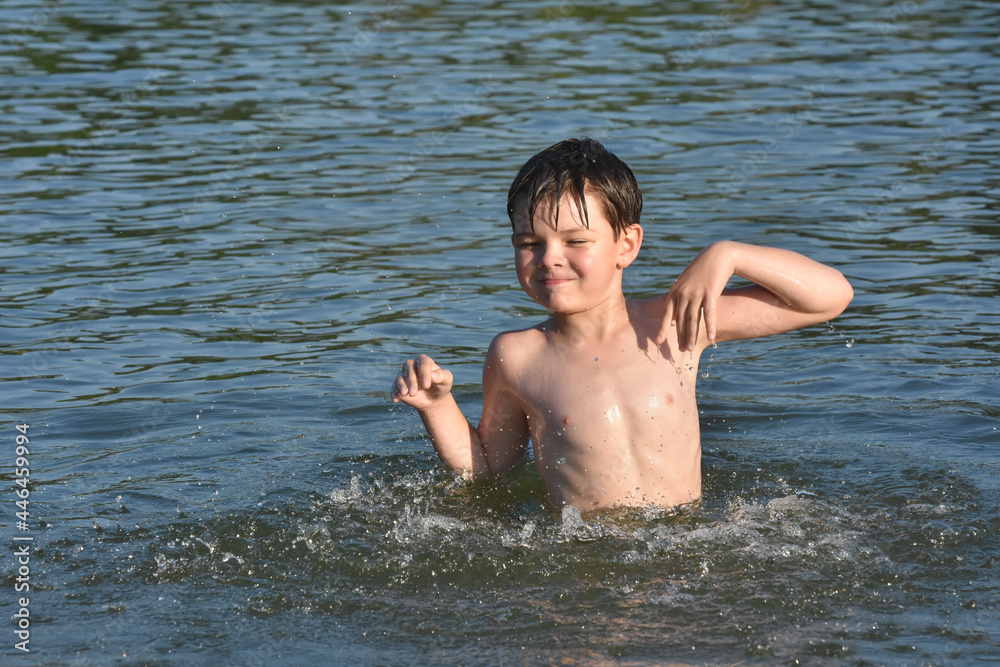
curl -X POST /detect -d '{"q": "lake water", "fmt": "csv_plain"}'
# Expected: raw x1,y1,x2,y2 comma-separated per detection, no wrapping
3,0,999,664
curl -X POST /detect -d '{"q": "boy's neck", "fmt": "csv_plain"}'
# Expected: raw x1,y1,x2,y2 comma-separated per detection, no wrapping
544,291,632,344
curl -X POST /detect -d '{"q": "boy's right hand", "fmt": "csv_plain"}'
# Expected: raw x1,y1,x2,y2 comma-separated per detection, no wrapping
390,354,454,410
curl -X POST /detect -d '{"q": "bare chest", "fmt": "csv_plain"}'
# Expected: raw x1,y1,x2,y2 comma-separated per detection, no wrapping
514,340,699,444
508,335,703,508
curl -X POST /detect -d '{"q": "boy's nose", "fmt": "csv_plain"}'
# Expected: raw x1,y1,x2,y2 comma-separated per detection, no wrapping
538,243,564,267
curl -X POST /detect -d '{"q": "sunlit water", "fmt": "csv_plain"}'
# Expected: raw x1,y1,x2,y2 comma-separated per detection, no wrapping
2,0,999,664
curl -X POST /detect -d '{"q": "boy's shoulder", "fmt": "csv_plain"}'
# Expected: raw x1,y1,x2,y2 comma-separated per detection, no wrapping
489,321,550,355
625,294,672,333
626,294,669,316
484,321,552,372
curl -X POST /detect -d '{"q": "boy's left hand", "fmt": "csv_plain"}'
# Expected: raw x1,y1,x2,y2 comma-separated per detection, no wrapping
656,242,735,351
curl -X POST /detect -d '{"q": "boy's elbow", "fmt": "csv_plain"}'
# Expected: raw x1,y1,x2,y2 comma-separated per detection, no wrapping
827,273,854,319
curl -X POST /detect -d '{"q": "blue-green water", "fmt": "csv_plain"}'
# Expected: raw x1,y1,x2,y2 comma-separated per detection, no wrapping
2,0,999,664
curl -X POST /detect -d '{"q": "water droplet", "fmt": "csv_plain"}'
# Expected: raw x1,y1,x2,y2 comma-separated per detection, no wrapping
712,341,718,349
556,457,566,465
845,339,854,348
594,357,599,362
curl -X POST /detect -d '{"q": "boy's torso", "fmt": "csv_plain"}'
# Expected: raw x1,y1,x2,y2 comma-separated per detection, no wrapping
496,297,703,509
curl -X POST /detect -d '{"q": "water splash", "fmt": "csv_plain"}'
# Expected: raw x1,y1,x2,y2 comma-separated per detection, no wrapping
826,321,855,347
702,350,715,378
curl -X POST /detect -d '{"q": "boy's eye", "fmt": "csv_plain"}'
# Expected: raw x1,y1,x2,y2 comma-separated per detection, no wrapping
567,239,588,245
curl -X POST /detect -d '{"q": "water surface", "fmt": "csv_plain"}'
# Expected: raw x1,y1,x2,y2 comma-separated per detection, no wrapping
2,0,999,664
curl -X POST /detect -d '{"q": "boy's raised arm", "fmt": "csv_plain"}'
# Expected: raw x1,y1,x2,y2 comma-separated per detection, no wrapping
390,345,529,479
392,354,487,476
657,240,853,351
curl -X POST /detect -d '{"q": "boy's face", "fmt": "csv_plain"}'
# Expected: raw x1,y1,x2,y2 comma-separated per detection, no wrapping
510,191,641,315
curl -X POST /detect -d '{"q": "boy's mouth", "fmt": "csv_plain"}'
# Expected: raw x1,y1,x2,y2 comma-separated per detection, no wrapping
538,275,577,285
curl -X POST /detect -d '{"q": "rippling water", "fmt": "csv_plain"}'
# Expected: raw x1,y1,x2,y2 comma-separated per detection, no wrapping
3,0,999,664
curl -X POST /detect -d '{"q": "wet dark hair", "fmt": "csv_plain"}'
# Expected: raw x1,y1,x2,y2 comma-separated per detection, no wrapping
506,137,642,239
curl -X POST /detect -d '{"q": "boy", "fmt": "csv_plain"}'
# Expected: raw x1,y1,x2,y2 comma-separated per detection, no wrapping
391,138,853,510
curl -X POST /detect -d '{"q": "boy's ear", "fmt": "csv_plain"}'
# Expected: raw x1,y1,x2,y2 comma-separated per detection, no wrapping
616,224,643,269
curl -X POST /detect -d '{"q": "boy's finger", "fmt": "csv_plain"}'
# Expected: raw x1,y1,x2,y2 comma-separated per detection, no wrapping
657,297,675,344
392,373,407,399
704,298,717,343
402,360,420,393
431,368,451,389
417,357,438,389
684,303,700,351
685,309,697,351
413,358,428,389
675,306,687,350
670,301,682,348
391,376,408,402
673,300,686,349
